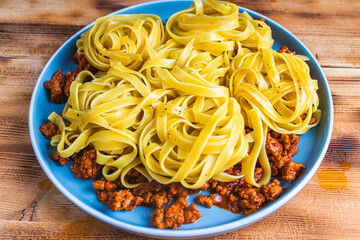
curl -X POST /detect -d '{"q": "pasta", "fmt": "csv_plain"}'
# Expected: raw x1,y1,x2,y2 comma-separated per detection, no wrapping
139,96,248,189
46,0,320,190
229,48,320,135
77,14,166,71
49,65,176,187
141,38,230,96
166,0,273,55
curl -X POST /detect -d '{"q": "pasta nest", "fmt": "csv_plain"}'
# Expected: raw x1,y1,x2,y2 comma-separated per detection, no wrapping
141,38,230,94
139,96,248,189
166,0,274,55
49,64,176,187
228,48,320,134
77,14,166,71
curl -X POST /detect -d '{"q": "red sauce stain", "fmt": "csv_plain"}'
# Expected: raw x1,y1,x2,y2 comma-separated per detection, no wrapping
315,161,352,192
62,217,97,240
338,160,352,171
38,178,53,191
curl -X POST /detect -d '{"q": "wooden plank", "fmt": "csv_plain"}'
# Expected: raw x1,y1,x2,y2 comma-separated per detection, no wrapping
0,0,359,68
0,23,83,59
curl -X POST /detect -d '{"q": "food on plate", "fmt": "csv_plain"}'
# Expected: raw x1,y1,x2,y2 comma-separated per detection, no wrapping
40,0,320,229
77,14,165,71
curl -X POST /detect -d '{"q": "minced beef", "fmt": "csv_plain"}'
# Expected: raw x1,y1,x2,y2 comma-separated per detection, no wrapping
41,128,303,228
93,177,192,213
91,176,200,229
300,113,317,125
63,71,77,97
43,69,67,104
73,52,98,74
196,178,282,216
266,131,304,182
93,178,118,192
152,197,201,229
282,160,305,182
124,168,147,184
196,131,302,215
309,118,317,125
254,167,263,182
50,151,69,166
71,148,102,179
266,133,283,159
278,46,296,54
261,179,282,201
180,203,200,225
132,181,166,207
238,187,266,215
149,190,170,208
161,197,187,229
93,178,143,208
44,53,97,104
225,161,242,176
168,182,188,198
93,178,117,204
197,195,213,208
132,182,189,208
107,190,143,211
152,208,166,229
39,122,60,140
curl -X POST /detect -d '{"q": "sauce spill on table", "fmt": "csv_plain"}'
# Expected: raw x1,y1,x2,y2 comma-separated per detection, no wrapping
63,217,97,240
316,161,351,192
338,160,352,171
38,178,53,191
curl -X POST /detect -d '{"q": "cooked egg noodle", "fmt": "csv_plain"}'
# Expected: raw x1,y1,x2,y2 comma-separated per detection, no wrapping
166,0,274,56
229,48,320,135
50,64,176,187
139,96,249,189
77,14,166,71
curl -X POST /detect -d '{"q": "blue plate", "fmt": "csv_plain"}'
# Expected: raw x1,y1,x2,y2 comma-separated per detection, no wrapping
29,1,333,239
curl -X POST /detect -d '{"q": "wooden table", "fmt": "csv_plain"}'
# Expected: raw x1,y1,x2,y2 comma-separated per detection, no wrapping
1,0,359,239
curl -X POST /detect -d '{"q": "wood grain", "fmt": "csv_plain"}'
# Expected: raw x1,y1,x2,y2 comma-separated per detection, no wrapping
1,0,360,67
0,0,360,239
